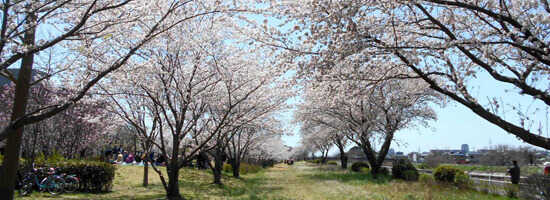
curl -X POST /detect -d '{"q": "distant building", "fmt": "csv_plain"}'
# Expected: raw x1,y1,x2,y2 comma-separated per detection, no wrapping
388,148,395,156
461,144,469,153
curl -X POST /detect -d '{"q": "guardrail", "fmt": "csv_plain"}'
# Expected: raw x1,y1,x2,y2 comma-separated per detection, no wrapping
418,169,526,185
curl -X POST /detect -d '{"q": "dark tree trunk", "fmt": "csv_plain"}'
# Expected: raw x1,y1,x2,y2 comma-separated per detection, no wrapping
231,160,240,178
0,11,36,200
339,149,348,169
80,149,86,158
212,146,223,185
143,157,149,187
165,138,182,199
165,164,181,199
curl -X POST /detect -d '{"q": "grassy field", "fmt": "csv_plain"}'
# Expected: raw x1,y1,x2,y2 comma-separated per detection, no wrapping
16,162,515,200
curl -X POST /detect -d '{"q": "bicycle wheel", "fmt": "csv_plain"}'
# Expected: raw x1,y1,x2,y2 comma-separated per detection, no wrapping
42,176,65,195
64,176,79,192
18,179,33,196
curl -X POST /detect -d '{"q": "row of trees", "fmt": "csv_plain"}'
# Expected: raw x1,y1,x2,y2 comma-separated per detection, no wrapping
269,0,550,150
293,65,441,176
1,0,549,199
0,1,291,199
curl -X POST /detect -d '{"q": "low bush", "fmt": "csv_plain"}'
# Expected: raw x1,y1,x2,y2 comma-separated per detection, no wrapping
453,172,473,189
34,152,115,192
359,167,371,173
305,159,321,164
240,163,261,174
419,174,436,185
403,170,419,182
35,160,115,192
520,174,550,200
433,165,463,183
418,163,430,169
392,160,418,181
222,163,262,175
327,161,338,165
223,163,232,173
351,162,369,172
379,167,390,175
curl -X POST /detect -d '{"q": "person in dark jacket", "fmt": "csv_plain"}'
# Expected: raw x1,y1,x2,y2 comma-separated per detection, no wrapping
507,160,521,185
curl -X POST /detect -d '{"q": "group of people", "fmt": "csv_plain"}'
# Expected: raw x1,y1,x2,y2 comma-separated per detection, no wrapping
284,159,294,165
104,146,167,166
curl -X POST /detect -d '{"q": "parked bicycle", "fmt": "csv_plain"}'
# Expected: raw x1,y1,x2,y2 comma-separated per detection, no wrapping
61,173,80,192
19,167,65,196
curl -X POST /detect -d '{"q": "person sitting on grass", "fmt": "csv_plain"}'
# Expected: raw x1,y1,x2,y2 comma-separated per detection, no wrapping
117,153,124,163
125,152,135,163
156,155,165,166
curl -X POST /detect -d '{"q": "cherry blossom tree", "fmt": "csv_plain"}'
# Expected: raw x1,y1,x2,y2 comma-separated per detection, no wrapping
299,121,333,164
247,136,290,166
225,115,287,178
295,64,439,176
0,82,113,159
295,99,352,168
271,0,550,150
0,1,227,198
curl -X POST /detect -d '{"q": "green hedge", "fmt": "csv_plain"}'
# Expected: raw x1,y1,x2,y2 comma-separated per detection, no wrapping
392,160,419,181
351,162,369,172
433,165,464,183
305,159,322,164
327,161,338,165
35,160,115,192
222,163,262,175
34,151,115,192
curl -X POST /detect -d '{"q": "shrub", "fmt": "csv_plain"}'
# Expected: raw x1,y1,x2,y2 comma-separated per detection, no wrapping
520,174,550,200
222,163,262,175
403,170,419,182
392,160,418,181
305,159,321,164
240,163,261,174
351,162,369,172
419,174,436,185
359,167,371,173
454,172,473,189
379,167,390,175
35,160,115,192
223,163,232,173
327,161,338,165
418,163,430,169
433,165,463,183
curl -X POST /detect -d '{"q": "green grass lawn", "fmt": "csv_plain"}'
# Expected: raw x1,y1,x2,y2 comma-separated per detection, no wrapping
16,162,515,200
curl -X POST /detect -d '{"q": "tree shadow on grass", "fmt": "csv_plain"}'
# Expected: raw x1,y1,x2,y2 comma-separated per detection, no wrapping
218,173,284,198
302,171,392,185
177,169,283,199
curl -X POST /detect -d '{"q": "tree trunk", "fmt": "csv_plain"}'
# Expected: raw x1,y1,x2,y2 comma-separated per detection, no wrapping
165,163,181,199
0,11,36,200
231,160,240,178
370,162,382,178
143,158,149,187
339,148,348,169
165,137,182,199
212,147,223,185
